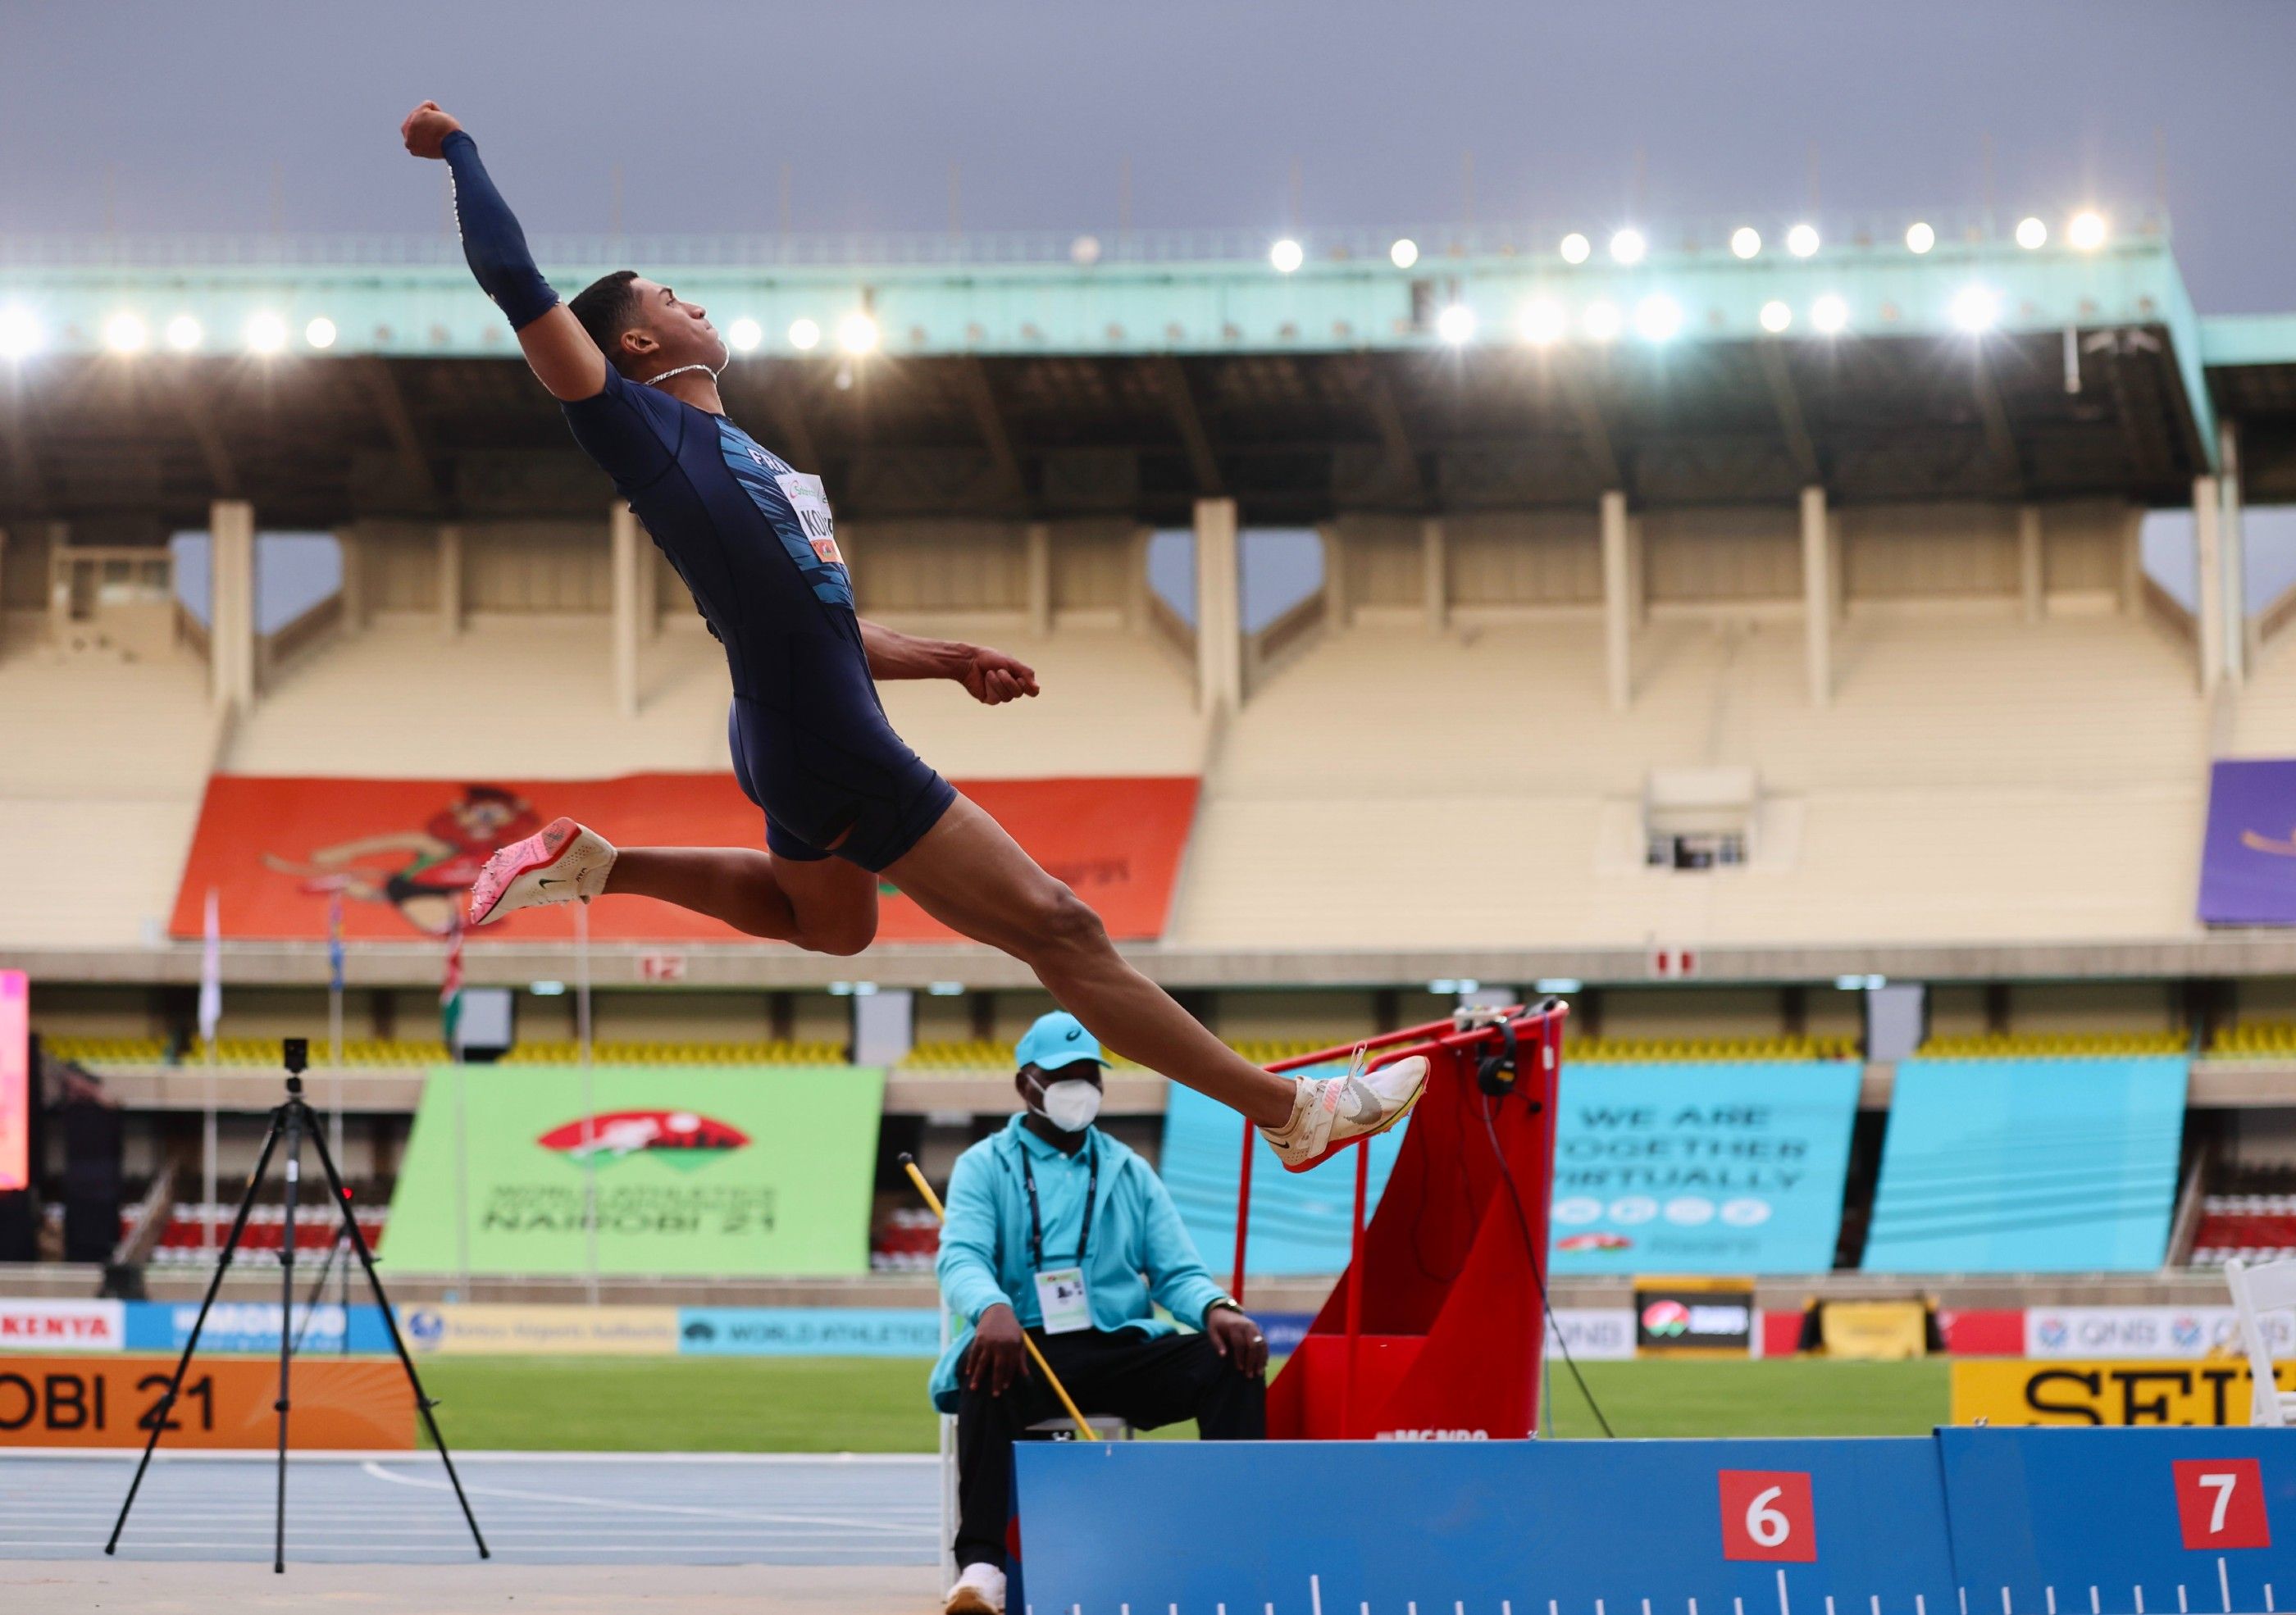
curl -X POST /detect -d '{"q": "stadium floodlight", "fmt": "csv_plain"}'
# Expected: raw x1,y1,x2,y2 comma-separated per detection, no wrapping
0,306,43,359
1069,234,1102,266
1633,293,1683,342
102,312,149,355
1519,298,1566,347
827,980,856,996
1269,238,1305,274
788,316,822,351
1786,223,1820,258
1811,294,1848,334
1435,303,1477,344
303,316,337,350
1534,977,1583,994
1834,974,1869,992
1730,226,1761,260
244,312,288,355
1608,227,1646,266
1583,299,1623,342
2015,216,2048,250
1559,232,1592,265
1948,284,2001,334
529,980,567,996
164,315,203,353
727,317,763,353
1389,237,1419,270
927,981,965,996
836,312,880,354
1905,220,1936,254
2067,210,2108,252
1759,298,1793,333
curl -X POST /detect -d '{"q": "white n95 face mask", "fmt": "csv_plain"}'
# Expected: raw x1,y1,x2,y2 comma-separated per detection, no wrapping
1029,1075,1102,1133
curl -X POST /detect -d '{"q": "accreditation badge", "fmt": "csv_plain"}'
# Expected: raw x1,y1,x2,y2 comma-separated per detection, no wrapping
1033,1267,1091,1335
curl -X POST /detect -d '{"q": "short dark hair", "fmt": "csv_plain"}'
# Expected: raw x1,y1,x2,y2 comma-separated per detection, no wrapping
569,270,644,371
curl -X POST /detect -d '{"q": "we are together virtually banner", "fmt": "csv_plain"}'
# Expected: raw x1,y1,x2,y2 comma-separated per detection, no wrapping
381,1067,883,1277
1547,1062,1863,1275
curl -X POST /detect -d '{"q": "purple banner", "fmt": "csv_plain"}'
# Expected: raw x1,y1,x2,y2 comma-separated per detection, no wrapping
2199,759,2296,925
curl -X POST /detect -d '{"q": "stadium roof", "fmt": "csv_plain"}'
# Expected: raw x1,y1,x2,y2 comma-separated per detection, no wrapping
2,213,2292,530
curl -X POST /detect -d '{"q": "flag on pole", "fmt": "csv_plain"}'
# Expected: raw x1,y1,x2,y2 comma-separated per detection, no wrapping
198,887,222,1048
441,917,465,1053
326,890,346,995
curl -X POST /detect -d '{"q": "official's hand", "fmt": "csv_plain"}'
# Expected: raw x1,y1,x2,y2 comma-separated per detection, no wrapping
958,645,1040,706
965,1303,1032,1396
1205,1304,1269,1378
400,101,464,160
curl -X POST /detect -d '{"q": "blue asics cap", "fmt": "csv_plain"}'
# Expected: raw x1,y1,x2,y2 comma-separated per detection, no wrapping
1016,1011,1105,1073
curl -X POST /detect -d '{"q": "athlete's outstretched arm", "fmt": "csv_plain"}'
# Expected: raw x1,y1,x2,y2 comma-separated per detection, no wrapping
859,621,1040,706
399,101,606,403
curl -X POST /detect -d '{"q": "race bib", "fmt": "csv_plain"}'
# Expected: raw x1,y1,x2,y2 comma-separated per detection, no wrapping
773,472,844,567
1033,1267,1091,1335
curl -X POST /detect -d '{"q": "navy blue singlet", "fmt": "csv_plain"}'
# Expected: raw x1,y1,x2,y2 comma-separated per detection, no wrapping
563,368,955,870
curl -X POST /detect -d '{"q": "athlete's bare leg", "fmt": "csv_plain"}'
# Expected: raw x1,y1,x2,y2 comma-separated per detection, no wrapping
604,848,878,956
883,796,1295,1128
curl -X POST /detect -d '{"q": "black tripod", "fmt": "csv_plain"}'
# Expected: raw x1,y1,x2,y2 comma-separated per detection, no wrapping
106,1037,488,1572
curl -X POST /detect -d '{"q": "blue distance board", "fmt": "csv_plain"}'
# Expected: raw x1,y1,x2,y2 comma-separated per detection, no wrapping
1014,1436,1954,1614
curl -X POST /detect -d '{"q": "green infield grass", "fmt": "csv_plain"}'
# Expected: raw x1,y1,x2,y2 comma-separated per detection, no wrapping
412,1355,1952,1452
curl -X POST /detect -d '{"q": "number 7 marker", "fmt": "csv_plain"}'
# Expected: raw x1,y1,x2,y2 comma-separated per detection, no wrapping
2172,1459,2271,1551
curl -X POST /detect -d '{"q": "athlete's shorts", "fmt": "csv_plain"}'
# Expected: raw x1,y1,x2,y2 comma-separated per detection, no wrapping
727,695,958,873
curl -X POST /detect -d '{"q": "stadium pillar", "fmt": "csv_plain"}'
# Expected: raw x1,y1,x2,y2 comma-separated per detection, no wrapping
1194,498,1242,713
437,522,462,640
2194,475,2224,696
336,526,365,633
208,499,256,712
1800,485,1833,707
610,502,642,718
1025,521,1053,635
1421,516,1447,634
1600,490,1633,709
2221,420,2248,685
2017,505,2045,623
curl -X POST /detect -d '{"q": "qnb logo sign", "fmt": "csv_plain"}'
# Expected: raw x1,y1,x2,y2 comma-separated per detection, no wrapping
536,1110,750,1171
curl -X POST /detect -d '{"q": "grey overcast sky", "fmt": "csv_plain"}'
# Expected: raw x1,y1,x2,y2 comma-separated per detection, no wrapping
2,0,2292,311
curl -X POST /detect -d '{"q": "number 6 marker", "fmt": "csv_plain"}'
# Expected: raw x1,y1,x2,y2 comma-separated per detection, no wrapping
1720,1470,1817,1563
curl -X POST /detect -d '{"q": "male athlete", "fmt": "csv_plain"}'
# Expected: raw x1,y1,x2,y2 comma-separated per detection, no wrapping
399,102,1422,1171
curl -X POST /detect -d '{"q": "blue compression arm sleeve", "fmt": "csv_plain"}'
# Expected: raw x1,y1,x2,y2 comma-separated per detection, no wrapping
440,131,561,330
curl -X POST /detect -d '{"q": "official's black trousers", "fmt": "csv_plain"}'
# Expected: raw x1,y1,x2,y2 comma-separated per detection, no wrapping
954,1326,1266,1570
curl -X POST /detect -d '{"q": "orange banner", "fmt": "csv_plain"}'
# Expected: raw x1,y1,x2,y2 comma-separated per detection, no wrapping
0,1354,414,1449
168,773,1198,944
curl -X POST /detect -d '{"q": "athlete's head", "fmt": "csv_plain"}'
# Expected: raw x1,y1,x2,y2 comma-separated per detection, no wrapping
570,270,727,382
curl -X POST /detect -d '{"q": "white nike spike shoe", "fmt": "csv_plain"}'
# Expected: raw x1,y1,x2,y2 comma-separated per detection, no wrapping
945,1562,1007,1615
466,817,617,926
1260,1049,1429,1173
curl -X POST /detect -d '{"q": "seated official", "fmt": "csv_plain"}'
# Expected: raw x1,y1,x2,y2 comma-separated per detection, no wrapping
931,1011,1268,1615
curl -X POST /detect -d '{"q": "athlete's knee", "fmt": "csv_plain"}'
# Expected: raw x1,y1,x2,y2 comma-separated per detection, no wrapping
798,911,878,957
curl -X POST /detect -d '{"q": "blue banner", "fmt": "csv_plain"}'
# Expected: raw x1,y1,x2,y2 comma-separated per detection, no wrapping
1159,1068,1408,1276
121,1299,394,1354
2198,759,2296,925
1864,1058,2187,1272
1548,1061,1863,1275
674,1307,941,1357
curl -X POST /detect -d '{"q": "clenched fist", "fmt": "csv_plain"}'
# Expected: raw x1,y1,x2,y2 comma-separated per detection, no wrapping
399,101,463,160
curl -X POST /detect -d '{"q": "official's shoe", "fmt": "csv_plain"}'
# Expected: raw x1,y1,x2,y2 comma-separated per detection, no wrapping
1260,1050,1428,1172
945,1561,1006,1615
466,817,617,926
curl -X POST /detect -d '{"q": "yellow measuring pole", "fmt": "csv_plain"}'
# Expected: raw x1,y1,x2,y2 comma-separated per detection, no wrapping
899,1153,1100,1442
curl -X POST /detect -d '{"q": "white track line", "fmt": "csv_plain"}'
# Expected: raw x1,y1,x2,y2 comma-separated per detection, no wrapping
358,1461,932,1535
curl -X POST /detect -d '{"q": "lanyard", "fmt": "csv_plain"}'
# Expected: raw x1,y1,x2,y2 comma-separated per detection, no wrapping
1019,1137,1097,1273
